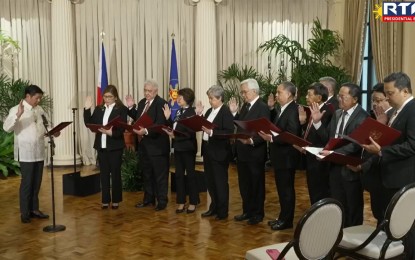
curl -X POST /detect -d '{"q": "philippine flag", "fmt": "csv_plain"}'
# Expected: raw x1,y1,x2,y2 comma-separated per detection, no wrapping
96,42,108,105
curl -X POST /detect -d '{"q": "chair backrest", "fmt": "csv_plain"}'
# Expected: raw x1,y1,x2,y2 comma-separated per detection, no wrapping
384,182,415,241
292,198,344,259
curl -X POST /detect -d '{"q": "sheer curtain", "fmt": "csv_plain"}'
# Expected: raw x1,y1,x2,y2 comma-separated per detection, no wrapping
216,0,328,79
370,0,403,82
343,0,368,84
1,0,329,165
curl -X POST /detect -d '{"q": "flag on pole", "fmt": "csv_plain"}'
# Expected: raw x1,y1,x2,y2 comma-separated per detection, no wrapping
96,42,108,105
168,38,180,120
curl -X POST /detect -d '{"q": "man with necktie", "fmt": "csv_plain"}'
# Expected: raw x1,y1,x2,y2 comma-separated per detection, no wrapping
357,72,415,258
229,78,270,225
296,82,332,205
311,83,368,227
126,80,170,211
259,81,301,231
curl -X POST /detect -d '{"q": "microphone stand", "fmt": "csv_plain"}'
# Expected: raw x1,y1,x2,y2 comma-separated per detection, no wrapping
42,119,66,233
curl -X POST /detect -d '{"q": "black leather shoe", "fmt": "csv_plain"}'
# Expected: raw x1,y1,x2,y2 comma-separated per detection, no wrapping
267,219,279,226
176,207,185,214
155,204,166,211
247,217,263,225
21,214,31,223
111,203,119,209
135,202,154,208
201,210,216,217
234,213,250,221
102,204,109,209
30,211,49,219
271,220,293,231
215,215,228,220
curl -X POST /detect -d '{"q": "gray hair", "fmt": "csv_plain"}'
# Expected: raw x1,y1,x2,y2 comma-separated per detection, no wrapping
240,78,260,94
144,79,159,89
280,81,297,97
206,85,224,101
319,76,337,93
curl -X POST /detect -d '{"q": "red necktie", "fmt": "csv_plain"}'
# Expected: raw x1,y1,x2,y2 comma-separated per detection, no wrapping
303,117,313,140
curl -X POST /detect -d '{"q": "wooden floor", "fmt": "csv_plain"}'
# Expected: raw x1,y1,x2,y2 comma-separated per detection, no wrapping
0,163,375,260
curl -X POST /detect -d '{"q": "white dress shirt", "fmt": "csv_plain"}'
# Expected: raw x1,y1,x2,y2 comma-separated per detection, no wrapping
3,100,47,162
203,105,223,141
101,103,115,148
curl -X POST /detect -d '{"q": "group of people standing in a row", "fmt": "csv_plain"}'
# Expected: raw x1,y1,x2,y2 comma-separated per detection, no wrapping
5,71,415,257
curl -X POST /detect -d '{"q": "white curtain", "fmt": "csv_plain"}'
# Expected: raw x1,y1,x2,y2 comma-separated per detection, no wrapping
1,0,329,165
0,0,51,93
217,0,328,78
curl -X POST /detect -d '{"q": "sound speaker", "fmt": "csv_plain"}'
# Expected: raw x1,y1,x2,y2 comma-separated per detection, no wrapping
63,172,101,196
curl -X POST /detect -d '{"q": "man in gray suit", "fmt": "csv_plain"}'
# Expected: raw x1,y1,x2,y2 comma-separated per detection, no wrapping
311,83,369,227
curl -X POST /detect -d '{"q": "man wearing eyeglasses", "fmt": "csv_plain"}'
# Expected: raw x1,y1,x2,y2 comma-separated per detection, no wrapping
125,80,170,211
310,83,369,227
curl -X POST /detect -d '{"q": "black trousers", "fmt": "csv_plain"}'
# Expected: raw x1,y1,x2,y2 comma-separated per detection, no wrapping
98,148,123,204
305,154,330,205
329,165,363,227
139,152,169,206
174,150,198,205
236,160,265,219
19,161,44,216
273,167,296,223
203,145,230,218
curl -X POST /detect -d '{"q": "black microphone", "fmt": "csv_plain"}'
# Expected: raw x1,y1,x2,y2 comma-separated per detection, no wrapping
41,114,49,127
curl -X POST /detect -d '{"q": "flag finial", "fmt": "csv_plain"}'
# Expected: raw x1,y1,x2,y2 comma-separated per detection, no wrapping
171,33,175,38
100,31,105,41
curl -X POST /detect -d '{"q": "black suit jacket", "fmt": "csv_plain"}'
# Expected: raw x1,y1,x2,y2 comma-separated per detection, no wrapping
127,95,170,156
304,103,333,146
84,104,128,151
169,107,197,152
269,101,301,169
234,98,270,162
317,105,369,181
201,105,234,162
326,96,339,111
362,99,415,189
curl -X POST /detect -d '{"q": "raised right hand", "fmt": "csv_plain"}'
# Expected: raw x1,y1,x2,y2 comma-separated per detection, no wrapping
125,94,135,108
162,104,171,120
16,100,24,118
84,96,93,109
268,93,276,109
195,100,204,116
229,97,238,114
310,102,325,123
298,106,307,124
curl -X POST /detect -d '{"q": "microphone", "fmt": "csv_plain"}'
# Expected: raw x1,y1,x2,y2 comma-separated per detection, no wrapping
41,114,49,127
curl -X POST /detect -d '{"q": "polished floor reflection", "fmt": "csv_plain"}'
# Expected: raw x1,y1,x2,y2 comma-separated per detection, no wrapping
0,163,375,259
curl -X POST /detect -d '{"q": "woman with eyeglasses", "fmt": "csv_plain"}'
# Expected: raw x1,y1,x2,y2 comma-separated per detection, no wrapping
84,85,128,209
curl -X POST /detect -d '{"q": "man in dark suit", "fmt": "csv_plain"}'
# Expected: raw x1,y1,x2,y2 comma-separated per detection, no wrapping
359,72,415,258
320,76,339,111
296,82,332,205
370,83,396,123
126,80,170,211
229,78,270,225
312,83,369,227
259,81,301,231
362,82,396,224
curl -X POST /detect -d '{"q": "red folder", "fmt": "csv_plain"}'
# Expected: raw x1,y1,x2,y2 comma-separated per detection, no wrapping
147,124,188,137
320,152,364,167
115,113,153,132
278,131,312,147
344,117,401,147
324,138,348,150
45,121,72,136
86,116,121,133
215,133,252,139
177,115,217,132
234,117,281,135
